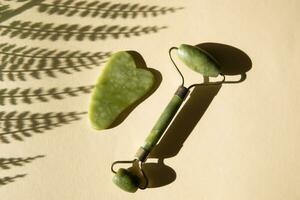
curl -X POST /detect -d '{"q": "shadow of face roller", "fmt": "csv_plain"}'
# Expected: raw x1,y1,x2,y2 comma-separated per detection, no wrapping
143,42,252,188
198,42,252,82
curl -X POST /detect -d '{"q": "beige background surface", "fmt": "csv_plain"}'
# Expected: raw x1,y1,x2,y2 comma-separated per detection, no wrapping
1,0,300,199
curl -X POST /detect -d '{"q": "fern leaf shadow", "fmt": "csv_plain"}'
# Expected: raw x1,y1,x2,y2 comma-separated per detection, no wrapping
142,43,252,188
109,51,162,128
0,43,110,81
0,111,86,144
0,21,167,41
0,174,26,186
0,155,45,170
0,4,11,16
0,85,94,105
37,0,183,19
0,0,44,24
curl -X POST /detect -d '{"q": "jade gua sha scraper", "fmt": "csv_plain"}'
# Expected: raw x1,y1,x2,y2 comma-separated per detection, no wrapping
109,44,223,192
89,51,155,130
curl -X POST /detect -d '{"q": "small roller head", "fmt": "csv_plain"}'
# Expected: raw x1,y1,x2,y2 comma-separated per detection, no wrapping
112,168,140,193
177,44,220,77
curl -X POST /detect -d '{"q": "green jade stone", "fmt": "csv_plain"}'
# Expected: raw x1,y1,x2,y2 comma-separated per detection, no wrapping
143,95,184,151
177,44,220,77
89,51,154,130
112,168,139,193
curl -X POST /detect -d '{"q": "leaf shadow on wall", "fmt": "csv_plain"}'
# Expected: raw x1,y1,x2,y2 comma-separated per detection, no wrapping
37,0,183,19
0,155,45,170
0,43,110,81
0,0,183,23
0,155,45,187
0,0,44,24
143,43,252,188
0,174,26,186
0,111,86,144
0,85,94,105
0,20,167,42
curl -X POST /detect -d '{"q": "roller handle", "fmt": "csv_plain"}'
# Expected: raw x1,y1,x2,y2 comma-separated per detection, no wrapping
135,86,189,162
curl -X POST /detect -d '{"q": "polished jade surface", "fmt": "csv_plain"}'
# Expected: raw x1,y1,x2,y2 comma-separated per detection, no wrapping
112,168,139,193
89,51,154,130
177,44,220,77
143,95,184,151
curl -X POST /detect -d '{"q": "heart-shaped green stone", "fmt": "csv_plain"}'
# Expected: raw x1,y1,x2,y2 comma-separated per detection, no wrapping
89,51,155,130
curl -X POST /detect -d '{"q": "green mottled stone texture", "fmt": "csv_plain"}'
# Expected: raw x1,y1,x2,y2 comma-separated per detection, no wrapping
112,168,139,193
177,44,220,77
89,51,154,130
143,95,184,151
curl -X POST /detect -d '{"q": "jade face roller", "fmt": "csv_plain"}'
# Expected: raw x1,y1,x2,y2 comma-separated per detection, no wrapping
111,44,222,192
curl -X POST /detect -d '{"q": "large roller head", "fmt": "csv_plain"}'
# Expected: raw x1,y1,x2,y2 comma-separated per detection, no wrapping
177,44,220,77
